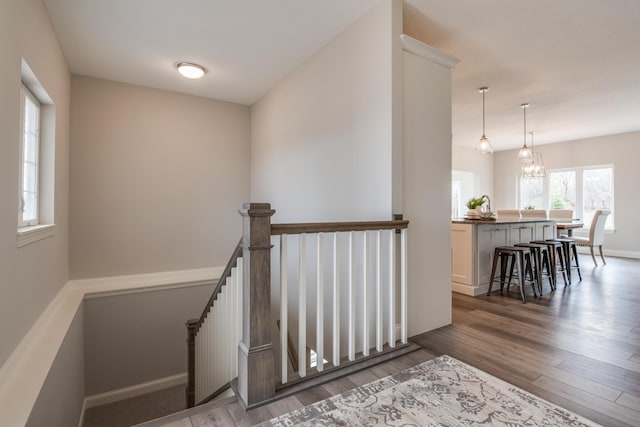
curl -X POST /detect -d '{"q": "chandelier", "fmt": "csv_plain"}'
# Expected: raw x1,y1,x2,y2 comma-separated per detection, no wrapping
519,104,546,178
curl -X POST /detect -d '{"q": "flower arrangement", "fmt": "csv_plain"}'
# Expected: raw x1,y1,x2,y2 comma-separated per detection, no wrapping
466,197,486,210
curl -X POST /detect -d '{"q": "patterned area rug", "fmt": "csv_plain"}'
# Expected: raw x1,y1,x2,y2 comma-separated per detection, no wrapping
259,355,600,426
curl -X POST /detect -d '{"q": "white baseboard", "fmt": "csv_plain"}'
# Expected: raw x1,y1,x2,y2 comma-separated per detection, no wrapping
575,247,640,260
84,373,188,409
452,282,489,296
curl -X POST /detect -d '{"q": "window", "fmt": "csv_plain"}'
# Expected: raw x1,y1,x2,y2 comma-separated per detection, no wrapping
583,167,613,229
519,176,543,209
549,170,576,211
19,84,41,227
452,180,461,218
518,165,614,229
16,60,55,247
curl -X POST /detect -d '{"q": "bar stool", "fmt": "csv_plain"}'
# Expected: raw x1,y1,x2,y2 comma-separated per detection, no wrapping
531,240,569,288
488,246,537,303
546,239,578,285
554,238,582,283
514,243,553,293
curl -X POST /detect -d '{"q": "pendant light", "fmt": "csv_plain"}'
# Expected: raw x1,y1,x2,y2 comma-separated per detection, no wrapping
519,104,546,178
474,87,494,154
517,103,532,160
529,132,546,177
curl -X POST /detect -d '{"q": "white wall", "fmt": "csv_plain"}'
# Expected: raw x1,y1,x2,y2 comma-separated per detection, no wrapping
250,0,399,222
402,47,455,336
494,130,640,255
0,0,70,368
453,144,494,207
70,77,251,279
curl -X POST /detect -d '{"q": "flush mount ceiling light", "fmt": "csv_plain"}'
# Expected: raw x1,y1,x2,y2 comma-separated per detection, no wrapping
176,62,206,79
474,87,494,154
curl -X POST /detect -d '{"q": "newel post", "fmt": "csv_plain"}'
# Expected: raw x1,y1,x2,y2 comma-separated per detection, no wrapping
237,202,276,407
185,318,198,408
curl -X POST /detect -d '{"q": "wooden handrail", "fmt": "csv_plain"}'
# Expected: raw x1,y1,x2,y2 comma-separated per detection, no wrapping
195,239,243,332
271,220,409,236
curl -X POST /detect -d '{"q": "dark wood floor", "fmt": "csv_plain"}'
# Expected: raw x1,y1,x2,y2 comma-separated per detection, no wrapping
136,255,640,427
414,255,640,427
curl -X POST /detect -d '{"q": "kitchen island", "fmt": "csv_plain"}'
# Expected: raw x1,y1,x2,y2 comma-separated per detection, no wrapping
451,218,556,296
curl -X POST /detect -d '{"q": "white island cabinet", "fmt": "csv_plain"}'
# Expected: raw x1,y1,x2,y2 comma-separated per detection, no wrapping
451,219,556,296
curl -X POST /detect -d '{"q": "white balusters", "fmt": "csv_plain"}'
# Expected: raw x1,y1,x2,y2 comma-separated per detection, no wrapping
388,229,396,348
316,233,324,372
362,231,369,357
298,234,307,378
332,232,340,367
348,231,355,361
376,230,382,352
280,235,288,384
401,228,408,344
193,256,244,405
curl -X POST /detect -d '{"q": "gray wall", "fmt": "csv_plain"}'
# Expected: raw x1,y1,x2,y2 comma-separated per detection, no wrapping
27,307,84,427
0,0,70,368
70,76,251,279
84,284,214,395
493,130,640,255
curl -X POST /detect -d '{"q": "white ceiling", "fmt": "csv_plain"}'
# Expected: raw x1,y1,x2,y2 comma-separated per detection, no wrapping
43,0,640,151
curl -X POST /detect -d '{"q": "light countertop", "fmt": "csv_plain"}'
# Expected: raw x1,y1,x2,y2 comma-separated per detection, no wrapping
452,218,554,225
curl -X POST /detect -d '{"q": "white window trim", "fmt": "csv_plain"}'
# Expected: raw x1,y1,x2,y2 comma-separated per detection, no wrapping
17,223,56,248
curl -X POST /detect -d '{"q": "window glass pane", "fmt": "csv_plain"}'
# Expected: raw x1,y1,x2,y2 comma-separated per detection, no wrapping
24,134,37,163
20,85,40,227
583,168,613,228
520,177,543,209
23,162,37,193
549,171,576,210
22,191,37,223
452,180,461,218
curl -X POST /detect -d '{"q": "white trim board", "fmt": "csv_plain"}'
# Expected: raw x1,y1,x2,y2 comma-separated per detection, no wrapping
0,266,223,427
574,247,640,260
400,34,459,69
84,373,187,409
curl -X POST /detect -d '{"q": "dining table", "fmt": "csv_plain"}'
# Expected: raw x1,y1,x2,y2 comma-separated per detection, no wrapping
556,221,584,237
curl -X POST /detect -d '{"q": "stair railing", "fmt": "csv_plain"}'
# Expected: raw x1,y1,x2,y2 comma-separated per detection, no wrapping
271,218,409,387
186,241,243,407
187,203,409,409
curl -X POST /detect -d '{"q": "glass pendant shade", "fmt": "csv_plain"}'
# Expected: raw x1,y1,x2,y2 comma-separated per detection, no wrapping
474,87,494,154
520,129,546,178
518,145,532,160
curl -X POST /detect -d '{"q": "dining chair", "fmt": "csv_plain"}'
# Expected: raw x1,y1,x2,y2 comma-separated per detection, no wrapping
570,209,611,266
520,209,547,219
497,209,521,219
548,209,574,220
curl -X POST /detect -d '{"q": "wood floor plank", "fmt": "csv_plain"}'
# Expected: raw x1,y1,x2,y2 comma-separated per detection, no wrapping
189,406,236,427
295,384,332,406
260,395,303,419
616,392,640,411
532,375,640,426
